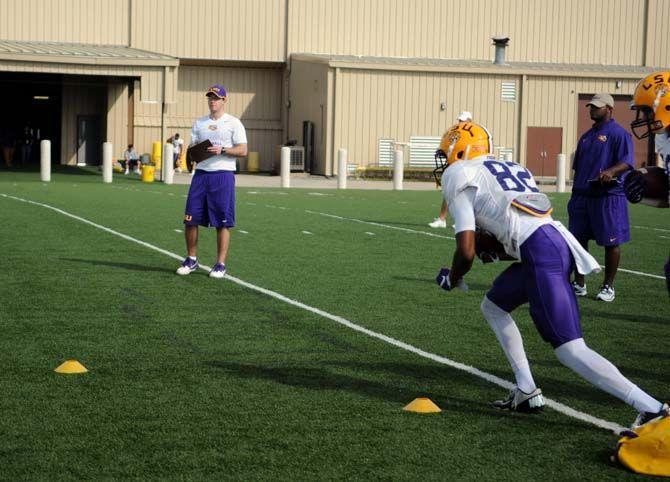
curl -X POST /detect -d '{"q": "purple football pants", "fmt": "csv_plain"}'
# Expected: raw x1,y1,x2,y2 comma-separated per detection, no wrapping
486,224,583,348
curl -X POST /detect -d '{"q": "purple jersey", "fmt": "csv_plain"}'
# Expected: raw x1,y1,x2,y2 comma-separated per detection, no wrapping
572,119,634,196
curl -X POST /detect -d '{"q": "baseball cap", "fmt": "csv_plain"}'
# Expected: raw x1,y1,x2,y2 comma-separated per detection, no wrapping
457,111,473,122
206,84,227,98
586,93,614,108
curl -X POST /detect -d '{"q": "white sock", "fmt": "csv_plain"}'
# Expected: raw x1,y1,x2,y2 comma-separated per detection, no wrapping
481,296,537,393
554,338,662,413
188,256,197,262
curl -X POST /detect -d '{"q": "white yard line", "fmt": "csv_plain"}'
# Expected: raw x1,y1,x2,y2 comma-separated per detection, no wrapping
0,192,627,435
305,210,456,240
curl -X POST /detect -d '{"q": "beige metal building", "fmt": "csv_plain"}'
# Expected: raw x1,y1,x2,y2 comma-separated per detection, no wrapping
0,0,668,177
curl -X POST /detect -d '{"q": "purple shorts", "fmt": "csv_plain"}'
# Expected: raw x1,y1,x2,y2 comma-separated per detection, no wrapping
184,170,235,228
486,224,582,348
567,194,630,246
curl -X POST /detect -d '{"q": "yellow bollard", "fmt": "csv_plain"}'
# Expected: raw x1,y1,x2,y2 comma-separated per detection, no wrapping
151,141,162,169
247,151,260,172
178,149,187,171
141,164,155,183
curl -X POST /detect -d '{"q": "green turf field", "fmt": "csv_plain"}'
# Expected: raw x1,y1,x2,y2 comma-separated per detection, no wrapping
1,167,668,480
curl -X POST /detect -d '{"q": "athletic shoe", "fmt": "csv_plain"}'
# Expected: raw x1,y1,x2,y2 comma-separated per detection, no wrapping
428,217,447,228
631,403,670,429
493,387,545,413
571,281,587,297
124,169,129,175
176,257,199,275
209,263,226,279
596,284,615,302
134,168,141,175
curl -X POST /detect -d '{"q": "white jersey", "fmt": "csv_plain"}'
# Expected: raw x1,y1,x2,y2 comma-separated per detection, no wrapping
442,155,600,274
190,113,247,172
655,130,670,206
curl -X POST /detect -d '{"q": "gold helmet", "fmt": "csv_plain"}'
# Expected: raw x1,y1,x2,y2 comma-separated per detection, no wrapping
433,122,493,185
630,71,670,139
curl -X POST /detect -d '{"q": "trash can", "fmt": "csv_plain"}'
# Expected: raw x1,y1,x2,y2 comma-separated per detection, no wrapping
141,164,155,183
247,151,259,172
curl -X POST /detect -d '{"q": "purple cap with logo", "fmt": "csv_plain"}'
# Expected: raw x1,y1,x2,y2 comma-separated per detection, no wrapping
206,84,227,98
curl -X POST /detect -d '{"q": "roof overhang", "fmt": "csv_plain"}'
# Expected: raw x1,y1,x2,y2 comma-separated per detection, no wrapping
291,53,663,80
0,40,178,102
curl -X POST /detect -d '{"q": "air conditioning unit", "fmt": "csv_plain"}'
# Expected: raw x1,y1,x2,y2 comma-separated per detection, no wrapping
274,145,305,172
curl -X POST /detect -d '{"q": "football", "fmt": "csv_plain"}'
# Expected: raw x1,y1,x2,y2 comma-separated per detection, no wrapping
475,229,508,263
624,167,670,207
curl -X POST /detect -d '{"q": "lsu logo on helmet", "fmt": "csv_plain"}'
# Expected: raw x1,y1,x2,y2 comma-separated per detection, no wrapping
630,71,670,139
433,122,493,185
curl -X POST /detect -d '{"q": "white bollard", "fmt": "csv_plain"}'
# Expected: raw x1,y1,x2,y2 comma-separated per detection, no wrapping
337,148,347,189
163,143,174,185
40,139,51,182
102,142,113,183
556,153,566,193
393,149,404,190
280,146,291,188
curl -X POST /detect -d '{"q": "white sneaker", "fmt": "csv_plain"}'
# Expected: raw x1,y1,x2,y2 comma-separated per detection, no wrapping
493,387,545,413
596,284,615,302
209,263,226,279
571,281,587,297
428,218,447,228
124,169,129,175
134,169,141,174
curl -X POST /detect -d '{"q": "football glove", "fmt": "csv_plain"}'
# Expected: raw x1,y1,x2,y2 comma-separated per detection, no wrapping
623,169,645,204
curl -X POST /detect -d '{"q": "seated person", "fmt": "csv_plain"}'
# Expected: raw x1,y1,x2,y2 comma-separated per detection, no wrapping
123,144,140,174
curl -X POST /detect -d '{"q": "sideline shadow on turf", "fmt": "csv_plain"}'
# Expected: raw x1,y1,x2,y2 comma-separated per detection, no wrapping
580,307,668,326
61,257,173,274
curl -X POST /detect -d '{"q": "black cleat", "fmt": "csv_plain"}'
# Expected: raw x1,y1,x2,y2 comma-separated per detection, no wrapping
631,403,669,429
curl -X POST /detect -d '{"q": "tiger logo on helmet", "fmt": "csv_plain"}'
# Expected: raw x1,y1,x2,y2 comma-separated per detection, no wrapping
433,122,493,185
630,71,670,139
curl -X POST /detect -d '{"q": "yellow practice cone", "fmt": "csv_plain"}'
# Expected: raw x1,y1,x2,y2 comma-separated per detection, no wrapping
54,360,89,374
403,397,442,413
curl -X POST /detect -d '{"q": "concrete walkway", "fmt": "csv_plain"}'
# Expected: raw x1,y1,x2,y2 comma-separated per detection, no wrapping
170,171,568,193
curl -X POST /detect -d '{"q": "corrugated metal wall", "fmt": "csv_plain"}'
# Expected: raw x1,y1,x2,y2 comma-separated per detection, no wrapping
288,60,330,174
1,0,665,67
523,76,639,178
131,0,286,61
107,82,130,160
288,0,648,65
646,0,670,67
133,65,283,169
61,82,106,165
0,0,129,45
331,69,518,171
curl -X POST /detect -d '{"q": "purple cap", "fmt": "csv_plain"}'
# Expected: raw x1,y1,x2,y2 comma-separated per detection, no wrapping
206,84,227,98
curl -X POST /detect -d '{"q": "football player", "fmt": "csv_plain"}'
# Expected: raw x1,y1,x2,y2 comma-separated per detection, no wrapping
433,121,668,427
625,71,670,296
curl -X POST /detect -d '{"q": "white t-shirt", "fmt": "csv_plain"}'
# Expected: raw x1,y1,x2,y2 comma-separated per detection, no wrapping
172,137,184,155
190,113,247,171
441,155,600,275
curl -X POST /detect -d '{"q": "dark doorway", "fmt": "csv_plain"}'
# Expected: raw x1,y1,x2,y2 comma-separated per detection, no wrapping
577,94,646,167
77,116,102,165
526,127,563,177
0,72,62,166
